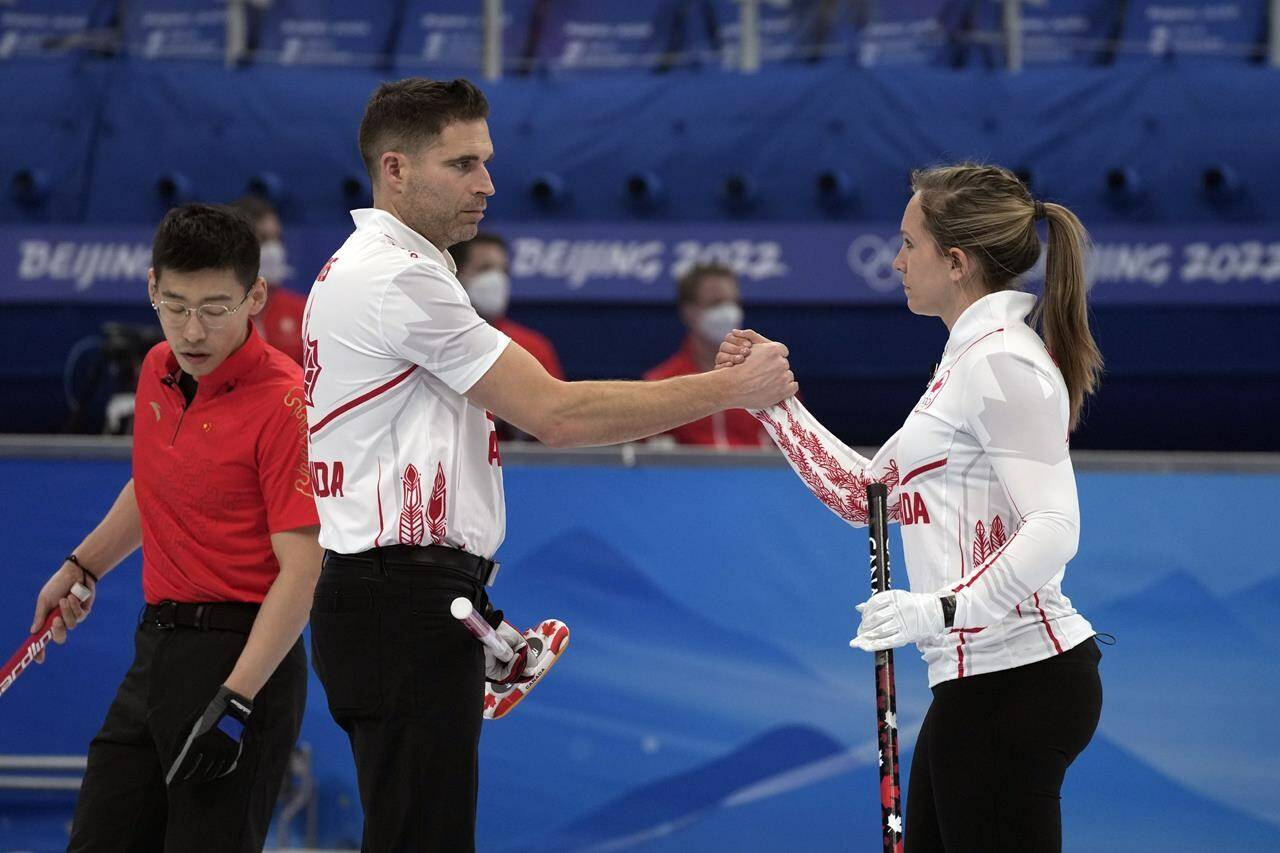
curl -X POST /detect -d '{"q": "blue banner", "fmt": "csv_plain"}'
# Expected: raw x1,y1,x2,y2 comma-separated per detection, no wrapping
3,222,1279,305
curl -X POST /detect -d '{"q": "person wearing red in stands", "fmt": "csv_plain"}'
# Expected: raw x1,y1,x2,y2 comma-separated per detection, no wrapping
454,232,565,440
29,204,322,852
454,232,564,380
644,263,769,449
232,195,307,365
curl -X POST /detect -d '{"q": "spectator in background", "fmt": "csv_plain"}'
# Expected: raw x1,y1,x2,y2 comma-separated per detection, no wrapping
455,232,564,441
454,232,564,380
231,196,307,365
644,263,769,449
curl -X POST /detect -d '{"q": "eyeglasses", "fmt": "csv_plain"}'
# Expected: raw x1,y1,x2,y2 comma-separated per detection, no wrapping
152,292,251,330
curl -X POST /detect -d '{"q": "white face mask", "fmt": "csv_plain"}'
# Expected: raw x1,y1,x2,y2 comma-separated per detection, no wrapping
258,240,293,284
466,268,510,321
695,301,744,345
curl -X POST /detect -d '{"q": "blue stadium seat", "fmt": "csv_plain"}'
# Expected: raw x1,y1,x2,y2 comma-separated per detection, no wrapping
391,0,535,75
252,0,398,67
0,0,117,62
853,0,976,68
523,1,686,74
706,0,857,66
968,0,1123,67
1116,0,1268,64
122,0,226,61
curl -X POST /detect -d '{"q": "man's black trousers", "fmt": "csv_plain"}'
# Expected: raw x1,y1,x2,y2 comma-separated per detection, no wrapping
68,614,306,852
310,550,488,853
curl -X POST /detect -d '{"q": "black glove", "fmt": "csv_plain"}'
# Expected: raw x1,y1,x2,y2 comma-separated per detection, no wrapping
166,685,253,786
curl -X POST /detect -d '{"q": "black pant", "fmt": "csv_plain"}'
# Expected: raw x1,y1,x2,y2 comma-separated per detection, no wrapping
905,638,1103,853
67,618,306,852
310,552,487,853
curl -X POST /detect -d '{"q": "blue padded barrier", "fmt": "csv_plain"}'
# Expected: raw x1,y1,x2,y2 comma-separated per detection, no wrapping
0,457,1277,850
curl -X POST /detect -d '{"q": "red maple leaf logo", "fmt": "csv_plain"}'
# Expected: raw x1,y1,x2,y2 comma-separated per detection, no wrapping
540,621,556,637
483,694,497,710
302,336,321,407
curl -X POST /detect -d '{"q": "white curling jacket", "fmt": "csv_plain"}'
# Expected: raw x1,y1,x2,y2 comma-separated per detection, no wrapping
754,291,1094,686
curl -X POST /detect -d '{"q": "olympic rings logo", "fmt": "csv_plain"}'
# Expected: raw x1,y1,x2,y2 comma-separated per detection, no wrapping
846,234,903,293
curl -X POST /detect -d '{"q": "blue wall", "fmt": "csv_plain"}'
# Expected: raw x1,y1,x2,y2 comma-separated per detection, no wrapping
4,62,1280,226
1,457,1278,851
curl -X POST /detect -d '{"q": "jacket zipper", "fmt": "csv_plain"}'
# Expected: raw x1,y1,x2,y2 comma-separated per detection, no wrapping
169,384,192,446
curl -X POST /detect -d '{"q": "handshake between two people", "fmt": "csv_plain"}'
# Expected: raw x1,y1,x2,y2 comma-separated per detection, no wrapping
713,329,799,410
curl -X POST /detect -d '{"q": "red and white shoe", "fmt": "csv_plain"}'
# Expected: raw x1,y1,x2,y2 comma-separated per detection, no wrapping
484,619,570,720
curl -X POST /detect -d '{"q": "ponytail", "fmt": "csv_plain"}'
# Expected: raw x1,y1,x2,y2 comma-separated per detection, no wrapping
1035,203,1102,431
912,163,1104,431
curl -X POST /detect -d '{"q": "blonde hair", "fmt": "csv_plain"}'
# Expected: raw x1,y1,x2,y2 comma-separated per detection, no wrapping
910,163,1102,431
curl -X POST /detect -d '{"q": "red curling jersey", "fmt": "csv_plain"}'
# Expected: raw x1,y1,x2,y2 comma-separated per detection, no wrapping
132,327,319,604
754,292,1095,686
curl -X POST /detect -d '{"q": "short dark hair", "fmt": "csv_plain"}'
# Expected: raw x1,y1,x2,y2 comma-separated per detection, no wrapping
152,204,260,289
452,232,508,273
359,77,490,180
677,263,737,306
229,194,277,229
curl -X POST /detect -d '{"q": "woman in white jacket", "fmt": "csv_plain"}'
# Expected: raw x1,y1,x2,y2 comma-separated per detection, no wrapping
719,163,1103,852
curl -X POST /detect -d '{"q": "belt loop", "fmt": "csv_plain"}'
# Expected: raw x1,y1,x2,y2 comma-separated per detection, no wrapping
194,604,208,630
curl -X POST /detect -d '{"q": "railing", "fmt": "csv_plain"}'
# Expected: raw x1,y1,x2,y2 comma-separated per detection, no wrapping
204,0,1280,74
1,435,1277,473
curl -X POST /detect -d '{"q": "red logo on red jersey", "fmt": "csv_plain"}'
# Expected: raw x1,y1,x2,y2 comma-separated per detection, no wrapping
302,336,321,407
399,465,424,545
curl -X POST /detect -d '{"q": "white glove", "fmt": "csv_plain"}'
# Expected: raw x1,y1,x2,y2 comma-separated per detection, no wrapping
485,621,531,684
850,590,946,652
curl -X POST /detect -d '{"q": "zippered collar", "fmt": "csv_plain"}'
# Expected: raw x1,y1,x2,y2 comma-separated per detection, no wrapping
161,324,268,402
942,290,1036,360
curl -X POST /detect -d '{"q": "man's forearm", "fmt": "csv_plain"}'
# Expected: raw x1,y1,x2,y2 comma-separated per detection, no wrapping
540,372,730,447
71,480,143,580
222,567,316,699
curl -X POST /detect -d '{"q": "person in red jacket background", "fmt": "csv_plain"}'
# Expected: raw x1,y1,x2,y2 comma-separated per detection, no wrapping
454,232,564,380
644,263,768,449
231,196,307,365
454,232,565,441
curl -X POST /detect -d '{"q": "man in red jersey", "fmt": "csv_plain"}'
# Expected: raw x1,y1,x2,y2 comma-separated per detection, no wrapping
645,263,769,448
29,204,322,852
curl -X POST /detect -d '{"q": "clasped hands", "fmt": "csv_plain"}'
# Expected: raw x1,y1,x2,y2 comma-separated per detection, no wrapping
713,329,798,408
